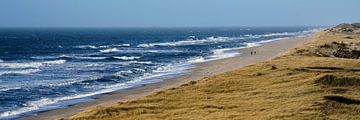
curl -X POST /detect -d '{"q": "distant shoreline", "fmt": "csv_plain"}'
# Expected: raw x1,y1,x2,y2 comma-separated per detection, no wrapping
23,35,311,120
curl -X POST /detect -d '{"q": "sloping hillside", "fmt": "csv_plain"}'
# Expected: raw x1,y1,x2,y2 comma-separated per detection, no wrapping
69,24,360,120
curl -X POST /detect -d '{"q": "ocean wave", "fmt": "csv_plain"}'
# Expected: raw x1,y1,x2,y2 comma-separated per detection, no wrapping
59,54,141,60
133,68,146,72
0,62,191,119
187,56,206,63
0,87,22,92
135,29,318,48
42,59,66,64
113,70,134,77
75,45,97,49
0,69,41,75
243,32,293,39
75,44,131,49
208,48,240,60
246,29,322,39
129,61,153,64
137,36,238,47
99,48,183,54
0,91,107,119
99,48,120,53
113,44,130,47
58,55,108,60
0,60,66,69
75,56,108,60
136,44,153,48
112,56,141,60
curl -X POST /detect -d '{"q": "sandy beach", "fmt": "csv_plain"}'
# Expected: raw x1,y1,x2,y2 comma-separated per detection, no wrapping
22,36,311,120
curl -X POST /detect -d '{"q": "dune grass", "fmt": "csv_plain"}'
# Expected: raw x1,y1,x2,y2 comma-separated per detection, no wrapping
69,26,360,120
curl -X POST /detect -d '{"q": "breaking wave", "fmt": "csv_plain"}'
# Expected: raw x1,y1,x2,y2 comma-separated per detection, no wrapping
137,36,238,47
0,60,66,69
75,44,131,49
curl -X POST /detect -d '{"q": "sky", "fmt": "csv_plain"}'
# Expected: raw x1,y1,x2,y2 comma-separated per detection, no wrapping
0,0,359,28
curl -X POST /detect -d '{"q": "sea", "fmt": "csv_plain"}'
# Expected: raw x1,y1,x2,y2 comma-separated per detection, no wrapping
0,27,322,119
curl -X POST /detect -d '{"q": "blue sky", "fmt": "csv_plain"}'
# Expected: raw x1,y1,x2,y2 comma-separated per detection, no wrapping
0,0,359,27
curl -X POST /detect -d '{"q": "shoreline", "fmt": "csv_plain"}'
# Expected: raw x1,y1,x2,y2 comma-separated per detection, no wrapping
22,35,312,120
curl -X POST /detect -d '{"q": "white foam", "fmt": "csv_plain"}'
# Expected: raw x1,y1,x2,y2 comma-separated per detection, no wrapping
113,70,133,77
133,68,146,72
0,69,41,75
84,63,105,67
203,29,319,62
129,61,153,64
99,44,131,48
0,86,22,92
137,36,238,47
245,42,261,47
0,62,43,69
0,60,66,69
99,48,120,53
75,45,97,49
137,44,153,48
113,56,141,60
76,56,108,60
118,44,131,47
209,48,240,60
43,59,66,64
101,49,182,53
187,56,206,63
76,44,130,49
135,28,321,48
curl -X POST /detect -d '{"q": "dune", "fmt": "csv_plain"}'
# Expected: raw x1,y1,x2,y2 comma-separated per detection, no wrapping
67,23,360,120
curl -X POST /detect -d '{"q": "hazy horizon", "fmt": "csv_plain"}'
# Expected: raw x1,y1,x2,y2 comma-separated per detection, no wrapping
0,0,359,28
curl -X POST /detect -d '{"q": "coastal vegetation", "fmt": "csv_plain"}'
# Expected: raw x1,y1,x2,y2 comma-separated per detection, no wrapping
69,23,360,120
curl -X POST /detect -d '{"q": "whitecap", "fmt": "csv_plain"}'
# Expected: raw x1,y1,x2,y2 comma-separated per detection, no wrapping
133,68,146,72
137,44,154,48
116,44,130,47
137,36,238,47
0,69,41,75
75,56,108,60
75,45,97,49
129,61,152,64
43,59,66,64
0,86,22,92
99,48,119,53
113,56,141,60
0,60,66,69
0,62,43,69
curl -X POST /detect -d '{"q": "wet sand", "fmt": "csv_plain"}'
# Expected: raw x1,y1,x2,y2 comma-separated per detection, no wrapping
22,36,311,120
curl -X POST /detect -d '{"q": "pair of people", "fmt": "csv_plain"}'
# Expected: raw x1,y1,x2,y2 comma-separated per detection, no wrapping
250,51,257,55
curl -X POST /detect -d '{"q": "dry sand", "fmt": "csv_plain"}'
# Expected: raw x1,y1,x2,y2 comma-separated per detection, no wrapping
22,36,310,120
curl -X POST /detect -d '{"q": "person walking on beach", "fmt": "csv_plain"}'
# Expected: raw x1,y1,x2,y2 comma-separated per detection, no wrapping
251,51,253,55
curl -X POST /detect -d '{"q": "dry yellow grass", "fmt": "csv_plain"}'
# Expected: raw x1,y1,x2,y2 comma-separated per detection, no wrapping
69,25,360,120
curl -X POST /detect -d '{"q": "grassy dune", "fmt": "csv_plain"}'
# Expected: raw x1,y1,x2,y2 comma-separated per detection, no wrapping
69,24,360,120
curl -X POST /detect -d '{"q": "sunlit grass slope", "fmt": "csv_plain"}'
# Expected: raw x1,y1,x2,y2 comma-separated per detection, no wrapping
69,23,360,120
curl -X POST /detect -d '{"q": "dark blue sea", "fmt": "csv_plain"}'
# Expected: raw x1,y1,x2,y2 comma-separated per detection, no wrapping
0,27,321,119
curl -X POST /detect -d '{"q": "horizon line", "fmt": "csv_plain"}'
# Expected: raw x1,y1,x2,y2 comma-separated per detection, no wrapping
0,25,331,29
